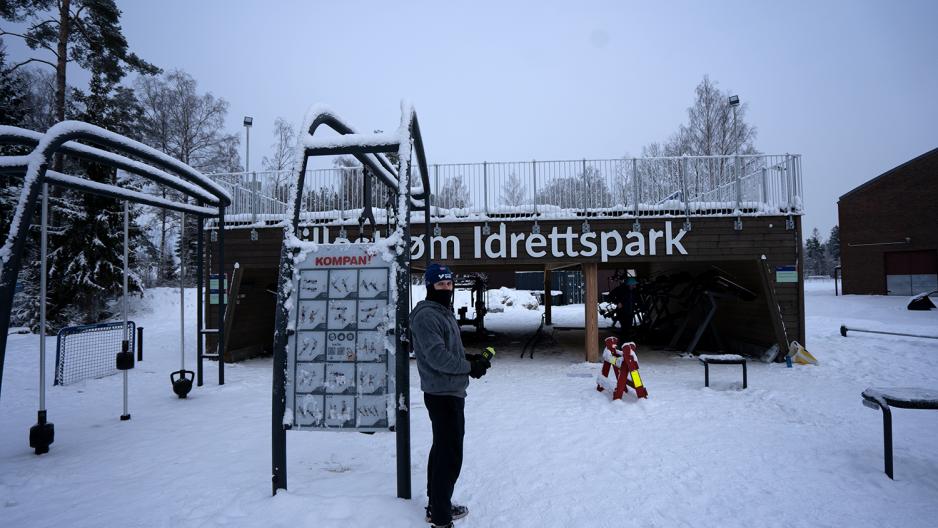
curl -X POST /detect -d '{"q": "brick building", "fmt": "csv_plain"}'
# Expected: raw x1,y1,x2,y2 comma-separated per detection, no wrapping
838,147,938,295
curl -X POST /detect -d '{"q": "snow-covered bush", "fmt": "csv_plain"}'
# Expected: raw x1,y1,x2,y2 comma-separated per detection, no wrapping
488,287,539,311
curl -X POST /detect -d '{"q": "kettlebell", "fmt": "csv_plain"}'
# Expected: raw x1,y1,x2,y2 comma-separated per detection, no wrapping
116,340,134,370
171,369,195,398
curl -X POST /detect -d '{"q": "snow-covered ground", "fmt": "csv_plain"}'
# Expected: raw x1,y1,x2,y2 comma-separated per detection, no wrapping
2,280,937,527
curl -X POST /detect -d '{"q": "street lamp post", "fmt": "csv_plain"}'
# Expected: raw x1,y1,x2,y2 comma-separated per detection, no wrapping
244,116,257,241
728,95,740,154
728,95,742,230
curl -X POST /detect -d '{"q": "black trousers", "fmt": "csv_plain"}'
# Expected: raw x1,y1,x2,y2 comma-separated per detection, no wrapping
424,393,465,525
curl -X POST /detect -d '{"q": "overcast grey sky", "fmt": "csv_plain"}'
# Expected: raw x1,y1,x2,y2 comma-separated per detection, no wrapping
8,0,938,237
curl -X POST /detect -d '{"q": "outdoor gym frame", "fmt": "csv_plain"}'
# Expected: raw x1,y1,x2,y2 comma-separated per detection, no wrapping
270,103,432,498
0,121,233,404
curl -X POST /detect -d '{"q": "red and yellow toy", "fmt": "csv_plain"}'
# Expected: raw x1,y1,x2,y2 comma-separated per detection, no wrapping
596,336,648,400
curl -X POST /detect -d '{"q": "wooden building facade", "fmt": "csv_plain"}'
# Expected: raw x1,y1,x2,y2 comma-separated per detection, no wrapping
206,215,804,363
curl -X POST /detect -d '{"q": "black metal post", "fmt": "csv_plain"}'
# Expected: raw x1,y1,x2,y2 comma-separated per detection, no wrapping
197,212,204,386
742,362,747,389
137,326,143,362
272,157,310,496
396,219,412,500
881,405,893,479
704,363,709,387
218,207,225,385
394,146,414,500
424,204,431,271
271,243,292,496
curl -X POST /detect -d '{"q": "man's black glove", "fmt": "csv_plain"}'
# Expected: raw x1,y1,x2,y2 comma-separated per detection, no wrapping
468,355,490,379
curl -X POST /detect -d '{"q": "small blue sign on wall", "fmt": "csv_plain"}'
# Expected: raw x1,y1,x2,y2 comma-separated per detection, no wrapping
209,273,228,305
776,265,798,283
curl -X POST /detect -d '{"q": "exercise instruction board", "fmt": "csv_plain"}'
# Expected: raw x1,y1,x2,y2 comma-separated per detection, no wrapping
285,243,395,432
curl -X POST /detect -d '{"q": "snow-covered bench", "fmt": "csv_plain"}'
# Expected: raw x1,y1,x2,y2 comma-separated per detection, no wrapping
698,354,747,389
861,387,938,479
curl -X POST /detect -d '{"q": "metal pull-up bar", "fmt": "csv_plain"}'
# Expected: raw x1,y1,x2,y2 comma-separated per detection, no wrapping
0,121,232,408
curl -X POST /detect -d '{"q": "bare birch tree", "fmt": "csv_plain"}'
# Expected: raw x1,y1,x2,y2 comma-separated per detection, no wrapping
500,172,526,207
135,69,241,283
262,117,296,200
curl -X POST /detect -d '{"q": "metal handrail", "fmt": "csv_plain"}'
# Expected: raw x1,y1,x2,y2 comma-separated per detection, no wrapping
209,153,803,223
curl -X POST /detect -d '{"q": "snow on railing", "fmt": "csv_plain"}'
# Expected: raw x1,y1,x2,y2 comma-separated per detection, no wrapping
209,153,803,225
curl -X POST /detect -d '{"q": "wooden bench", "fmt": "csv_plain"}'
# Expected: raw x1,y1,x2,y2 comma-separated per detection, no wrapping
861,387,938,479
698,354,747,389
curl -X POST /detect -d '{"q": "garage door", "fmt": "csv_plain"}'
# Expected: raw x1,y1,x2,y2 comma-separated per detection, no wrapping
884,250,938,295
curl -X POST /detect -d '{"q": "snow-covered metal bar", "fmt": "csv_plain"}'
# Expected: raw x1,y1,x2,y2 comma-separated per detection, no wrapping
0,124,230,206
43,171,218,216
294,105,427,212
0,120,232,405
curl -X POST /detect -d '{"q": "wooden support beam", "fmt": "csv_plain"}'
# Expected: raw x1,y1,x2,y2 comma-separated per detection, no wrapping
543,266,552,326
757,258,790,356
583,263,599,362
221,263,244,362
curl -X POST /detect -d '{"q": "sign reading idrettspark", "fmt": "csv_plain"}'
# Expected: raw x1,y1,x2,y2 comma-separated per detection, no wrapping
298,221,689,263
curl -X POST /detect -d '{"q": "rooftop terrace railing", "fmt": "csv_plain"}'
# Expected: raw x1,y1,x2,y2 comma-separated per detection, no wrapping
210,153,802,227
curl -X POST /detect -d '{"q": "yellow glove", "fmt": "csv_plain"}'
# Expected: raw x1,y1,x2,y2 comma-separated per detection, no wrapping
482,347,496,361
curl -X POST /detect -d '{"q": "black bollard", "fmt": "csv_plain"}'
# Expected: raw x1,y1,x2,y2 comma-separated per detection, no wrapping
137,326,143,361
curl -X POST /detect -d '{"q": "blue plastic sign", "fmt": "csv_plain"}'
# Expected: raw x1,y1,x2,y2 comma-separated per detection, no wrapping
776,265,798,283
209,273,228,304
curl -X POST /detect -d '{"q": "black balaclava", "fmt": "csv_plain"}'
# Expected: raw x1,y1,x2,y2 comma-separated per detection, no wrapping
424,262,454,307
427,284,453,307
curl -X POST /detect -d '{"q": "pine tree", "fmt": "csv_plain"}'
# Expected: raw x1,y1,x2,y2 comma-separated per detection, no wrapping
0,42,31,235
3,1,157,328
0,42,28,124
1,43,43,331
804,228,827,277
1,0,158,127
827,225,840,275
40,65,146,327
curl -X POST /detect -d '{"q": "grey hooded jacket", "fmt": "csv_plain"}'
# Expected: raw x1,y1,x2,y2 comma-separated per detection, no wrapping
410,299,471,398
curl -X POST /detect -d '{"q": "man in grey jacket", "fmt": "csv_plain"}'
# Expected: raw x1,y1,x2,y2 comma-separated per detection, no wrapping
411,263,490,528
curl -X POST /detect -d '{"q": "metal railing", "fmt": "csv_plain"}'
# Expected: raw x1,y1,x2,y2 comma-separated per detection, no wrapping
210,154,802,225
